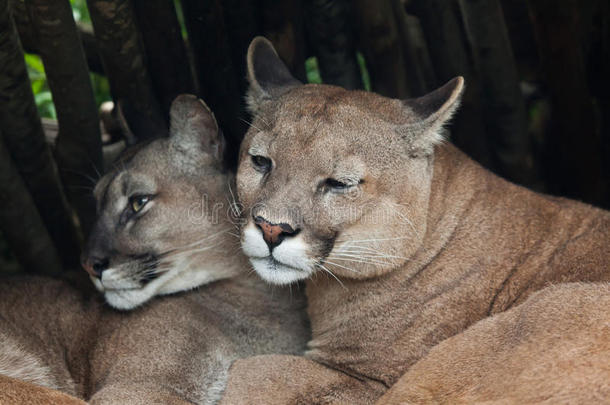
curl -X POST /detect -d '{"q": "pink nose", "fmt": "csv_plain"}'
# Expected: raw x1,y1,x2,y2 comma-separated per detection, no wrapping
253,216,298,250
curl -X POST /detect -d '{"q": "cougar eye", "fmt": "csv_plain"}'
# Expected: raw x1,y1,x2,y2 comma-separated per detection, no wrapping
325,178,349,190
129,195,151,213
324,178,363,193
251,155,272,173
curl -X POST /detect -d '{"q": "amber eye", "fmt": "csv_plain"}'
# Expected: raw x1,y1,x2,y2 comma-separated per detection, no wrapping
129,195,151,213
251,155,272,173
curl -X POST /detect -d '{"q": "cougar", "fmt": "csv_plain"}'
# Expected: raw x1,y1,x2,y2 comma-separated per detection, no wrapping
0,95,309,404
220,37,610,403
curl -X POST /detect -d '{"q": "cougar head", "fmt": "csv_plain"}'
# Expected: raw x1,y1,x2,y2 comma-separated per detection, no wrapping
237,37,464,285
82,95,237,310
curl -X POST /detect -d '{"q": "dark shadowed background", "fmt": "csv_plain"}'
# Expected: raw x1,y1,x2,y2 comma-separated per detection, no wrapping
0,0,608,279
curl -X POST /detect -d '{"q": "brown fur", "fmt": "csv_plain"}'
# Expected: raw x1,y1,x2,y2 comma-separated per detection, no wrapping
0,94,309,404
0,374,85,405
377,283,610,404
0,275,308,404
223,37,610,403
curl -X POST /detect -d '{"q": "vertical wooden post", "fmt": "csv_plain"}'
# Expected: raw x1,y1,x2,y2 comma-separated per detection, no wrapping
0,134,63,275
223,0,261,96
353,0,411,98
0,0,80,269
260,0,307,82
410,0,493,169
133,0,196,116
87,0,166,141
459,0,540,186
181,0,246,166
306,0,362,90
528,0,604,204
25,0,104,236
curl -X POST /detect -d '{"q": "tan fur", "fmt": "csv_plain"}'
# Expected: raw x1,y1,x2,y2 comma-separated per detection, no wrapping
377,283,610,404
225,37,610,403
0,95,309,404
0,374,85,405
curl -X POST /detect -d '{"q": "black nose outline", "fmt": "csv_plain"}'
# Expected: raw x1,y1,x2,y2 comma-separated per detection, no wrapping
83,255,109,278
253,215,300,251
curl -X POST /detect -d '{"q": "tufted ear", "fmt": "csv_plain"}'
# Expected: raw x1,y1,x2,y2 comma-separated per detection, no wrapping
169,94,224,164
246,36,302,114
398,77,465,156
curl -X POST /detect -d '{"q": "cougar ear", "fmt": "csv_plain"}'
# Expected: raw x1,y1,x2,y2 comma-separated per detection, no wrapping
398,77,465,156
169,94,224,163
246,36,302,114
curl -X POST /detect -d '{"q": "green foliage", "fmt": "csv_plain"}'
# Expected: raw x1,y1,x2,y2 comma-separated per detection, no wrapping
25,53,56,119
305,57,323,84
305,52,371,91
356,52,371,92
70,0,91,23
25,0,111,119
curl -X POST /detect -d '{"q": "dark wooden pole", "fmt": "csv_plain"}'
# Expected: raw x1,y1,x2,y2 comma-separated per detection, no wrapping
260,0,307,82
0,0,80,269
459,0,539,187
410,0,492,169
528,0,604,204
133,0,195,117
10,0,104,74
25,0,103,236
392,0,433,96
0,135,63,275
222,0,261,97
181,0,246,166
353,0,411,98
87,0,166,142
306,0,363,90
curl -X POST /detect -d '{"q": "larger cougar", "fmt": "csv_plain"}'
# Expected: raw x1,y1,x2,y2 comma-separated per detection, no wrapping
0,95,309,404
221,37,610,404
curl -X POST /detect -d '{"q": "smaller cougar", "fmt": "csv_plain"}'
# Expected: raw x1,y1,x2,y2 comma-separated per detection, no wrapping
0,95,309,404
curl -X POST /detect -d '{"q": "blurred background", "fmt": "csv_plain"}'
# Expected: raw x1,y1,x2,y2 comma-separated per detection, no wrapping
0,0,608,278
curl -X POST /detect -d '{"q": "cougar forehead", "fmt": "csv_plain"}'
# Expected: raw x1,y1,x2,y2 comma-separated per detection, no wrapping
244,85,408,168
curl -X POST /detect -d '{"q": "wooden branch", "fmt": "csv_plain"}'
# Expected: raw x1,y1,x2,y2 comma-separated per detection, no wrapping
222,0,261,96
260,0,308,82
181,0,246,166
459,0,540,187
86,0,166,142
9,0,104,74
25,0,103,236
0,0,81,270
0,134,63,275
410,0,493,169
527,0,604,204
306,0,363,90
78,22,105,75
133,0,195,116
353,0,411,98
391,0,433,96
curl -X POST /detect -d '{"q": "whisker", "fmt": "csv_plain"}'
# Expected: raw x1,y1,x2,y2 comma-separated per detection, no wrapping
239,117,263,133
323,259,361,274
316,263,345,289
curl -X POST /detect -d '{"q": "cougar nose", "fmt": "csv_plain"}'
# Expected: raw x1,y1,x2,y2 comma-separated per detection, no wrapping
81,255,109,279
253,215,299,251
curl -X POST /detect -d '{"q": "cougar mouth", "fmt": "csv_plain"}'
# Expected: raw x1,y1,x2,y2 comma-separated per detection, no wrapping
249,256,312,285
